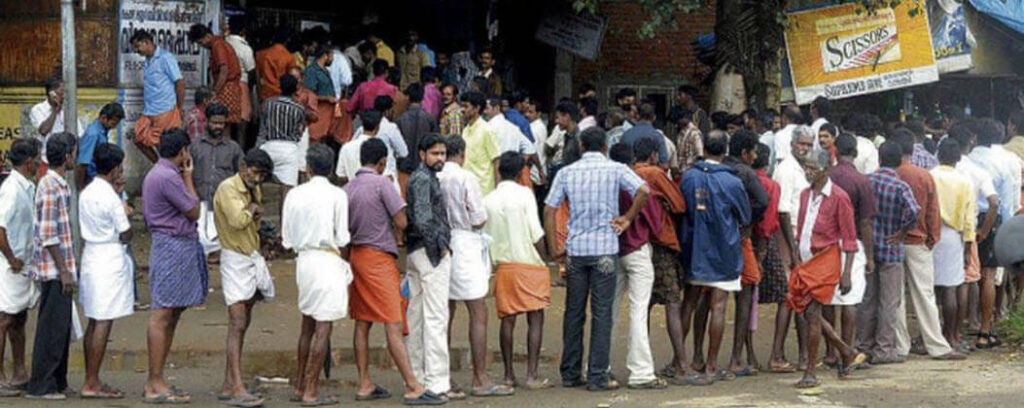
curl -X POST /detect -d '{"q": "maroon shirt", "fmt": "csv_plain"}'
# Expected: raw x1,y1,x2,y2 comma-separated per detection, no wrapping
618,190,663,256
829,161,876,240
344,168,407,256
796,182,859,254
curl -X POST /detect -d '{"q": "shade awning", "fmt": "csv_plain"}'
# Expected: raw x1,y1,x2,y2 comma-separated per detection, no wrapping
969,0,1024,36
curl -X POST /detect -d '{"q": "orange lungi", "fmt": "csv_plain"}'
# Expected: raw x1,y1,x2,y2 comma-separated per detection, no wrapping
134,108,183,148
239,81,252,122
555,202,570,256
740,237,761,285
349,246,403,323
329,99,353,145
308,100,335,142
786,245,841,313
215,80,244,124
494,263,551,318
516,166,532,188
398,171,410,200
965,241,981,283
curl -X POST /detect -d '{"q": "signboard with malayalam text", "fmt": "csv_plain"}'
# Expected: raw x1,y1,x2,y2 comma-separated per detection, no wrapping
784,3,939,104
118,0,206,88
534,11,606,61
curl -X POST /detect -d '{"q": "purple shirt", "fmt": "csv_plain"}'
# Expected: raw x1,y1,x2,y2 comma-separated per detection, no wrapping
142,159,199,238
344,168,407,256
423,83,442,118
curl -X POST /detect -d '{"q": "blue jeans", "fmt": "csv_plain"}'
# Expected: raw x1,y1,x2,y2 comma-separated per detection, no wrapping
560,255,618,385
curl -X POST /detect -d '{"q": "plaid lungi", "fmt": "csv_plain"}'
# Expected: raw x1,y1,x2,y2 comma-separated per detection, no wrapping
215,80,244,124
149,232,209,309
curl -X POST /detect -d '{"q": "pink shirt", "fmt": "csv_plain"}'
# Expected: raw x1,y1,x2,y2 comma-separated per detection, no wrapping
796,181,858,255
422,83,442,118
347,76,397,114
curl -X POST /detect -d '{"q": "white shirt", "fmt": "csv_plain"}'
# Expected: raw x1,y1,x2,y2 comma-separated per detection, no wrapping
281,176,350,252
29,100,85,162
956,155,998,214
483,181,545,265
578,116,597,131
438,161,488,231
530,118,549,184
328,49,354,98
759,130,776,173
336,133,369,181
773,124,798,162
225,34,256,83
854,136,880,174
810,117,829,149
487,113,535,155
355,118,408,177
545,125,567,164
773,155,809,226
0,170,35,262
661,129,678,174
79,177,130,244
971,145,1022,220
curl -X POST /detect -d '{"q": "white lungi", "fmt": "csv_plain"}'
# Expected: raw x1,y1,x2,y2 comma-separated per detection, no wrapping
0,257,38,315
297,128,310,170
832,240,868,306
296,249,352,321
448,229,490,300
933,225,965,287
79,242,134,320
220,249,276,306
406,248,451,395
197,202,220,255
260,140,300,186
688,277,742,292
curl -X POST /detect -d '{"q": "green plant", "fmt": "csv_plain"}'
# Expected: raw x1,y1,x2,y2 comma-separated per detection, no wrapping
996,302,1024,346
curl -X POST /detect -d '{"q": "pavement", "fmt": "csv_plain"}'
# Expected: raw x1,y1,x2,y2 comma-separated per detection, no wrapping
3,189,1024,406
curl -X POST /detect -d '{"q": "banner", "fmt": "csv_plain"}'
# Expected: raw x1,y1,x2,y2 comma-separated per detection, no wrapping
118,0,206,87
930,0,974,73
784,3,939,104
534,11,606,61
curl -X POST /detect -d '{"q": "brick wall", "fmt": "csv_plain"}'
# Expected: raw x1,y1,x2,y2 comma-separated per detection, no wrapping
574,1,716,99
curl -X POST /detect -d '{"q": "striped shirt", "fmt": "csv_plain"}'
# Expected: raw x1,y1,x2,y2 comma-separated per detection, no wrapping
258,96,306,143
868,167,920,263
31,170,76,281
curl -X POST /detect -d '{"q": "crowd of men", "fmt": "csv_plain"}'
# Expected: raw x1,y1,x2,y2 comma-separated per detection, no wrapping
5,15,1024,408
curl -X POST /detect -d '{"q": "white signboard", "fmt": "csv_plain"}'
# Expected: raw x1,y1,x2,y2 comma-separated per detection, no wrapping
118,0,206,87
534,11,606,61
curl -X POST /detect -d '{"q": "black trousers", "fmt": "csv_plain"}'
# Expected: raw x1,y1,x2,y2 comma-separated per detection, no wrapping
26,280,71,396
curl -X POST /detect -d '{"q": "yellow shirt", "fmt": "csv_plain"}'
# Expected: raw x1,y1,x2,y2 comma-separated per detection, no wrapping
292,51,308,70
213,174,262,254
376,41,395,67
462,117,501,195
483,181,545,266
930,165,977,242
1003,136,1024,162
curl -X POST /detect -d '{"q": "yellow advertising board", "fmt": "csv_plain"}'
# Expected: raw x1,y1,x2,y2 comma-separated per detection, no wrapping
784,3,939,105
0,88,120,168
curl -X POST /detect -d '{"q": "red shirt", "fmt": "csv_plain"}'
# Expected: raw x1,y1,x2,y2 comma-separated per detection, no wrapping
347,76,398,114
755,169,781,239
209,36,241,82
896,162,941,248
619,190,663,255
256,44,296,100
796,181,858,255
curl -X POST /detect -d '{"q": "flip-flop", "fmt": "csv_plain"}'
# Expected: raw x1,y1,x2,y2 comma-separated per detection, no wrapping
142,392,190,404
769,362,797,373
523,379,554,390
659,365,678,378
471,384,515,397
713,369,736,381
226,394,265,408
627,378,668,390
81,384,125,399
355,385,391,401
730,366,756,377
682,373,714,386
404,390,447,406
0,385,21,397
794,378,821,389
445,389,467,400
839,353,868,378
300,395,338,407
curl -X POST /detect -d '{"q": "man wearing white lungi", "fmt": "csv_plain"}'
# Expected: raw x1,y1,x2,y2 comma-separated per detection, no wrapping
212,149,275,407
405,134,454,398
189,103,243,260
77,143,132,399
0,140,40,397
438,136,513,397
282,145,352,406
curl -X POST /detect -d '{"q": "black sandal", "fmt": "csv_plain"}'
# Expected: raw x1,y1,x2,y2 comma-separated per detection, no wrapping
976,332,997,349
355,385,391,401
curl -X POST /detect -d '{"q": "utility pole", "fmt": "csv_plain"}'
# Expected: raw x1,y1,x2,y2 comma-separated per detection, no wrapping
61,0,77,131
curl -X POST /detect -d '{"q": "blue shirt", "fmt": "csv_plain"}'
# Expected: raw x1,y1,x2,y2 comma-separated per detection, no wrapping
679,160,751,282
544,152,645,257
142,48,183,116
77,119,108,183
505,108,534,142
620,121,669,164
868,168,919,263
303,63,335,97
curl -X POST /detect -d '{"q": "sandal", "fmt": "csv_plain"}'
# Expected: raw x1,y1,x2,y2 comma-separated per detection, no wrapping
838,353,868,379
355,385,391,401
142,392,190,405
682,373,714,386
586,379,620,392
0,385,21,397
471,384,515,397
730,366,757,377
627,378,668,390
769,361,797,373
975,332,997,349
659,365,678,378
524,379,554,390
713,369,736,381
300,395,338,407
81,384,125,399
794,377,822,389
226,393,265,408
404,390,447,406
